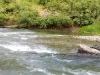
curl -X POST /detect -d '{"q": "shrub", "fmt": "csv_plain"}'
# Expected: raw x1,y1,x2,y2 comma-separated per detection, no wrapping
38,15,70,28
46,0,68,12
38,0,50,5
1,0,100,29
3,0,13,4
69,0,100,26
0,13,9,26
18,10,39,28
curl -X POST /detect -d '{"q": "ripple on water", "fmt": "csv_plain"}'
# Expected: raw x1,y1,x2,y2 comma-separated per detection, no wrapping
0,28,100,75
0,43,57,54
0,58,27,70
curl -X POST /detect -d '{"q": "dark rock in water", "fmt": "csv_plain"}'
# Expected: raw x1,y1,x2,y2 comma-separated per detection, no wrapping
77,49,90,54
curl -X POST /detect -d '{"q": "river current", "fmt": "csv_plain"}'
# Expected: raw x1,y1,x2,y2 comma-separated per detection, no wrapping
0,28,100,75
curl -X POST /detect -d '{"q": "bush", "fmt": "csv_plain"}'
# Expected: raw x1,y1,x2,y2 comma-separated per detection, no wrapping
0,13,9,26
38,0,50,5
18,14,70,29
18,10,39,28
38,15,70,28
3,0,13,4
46,0,68,12
69,0,100,26
1,0,100,29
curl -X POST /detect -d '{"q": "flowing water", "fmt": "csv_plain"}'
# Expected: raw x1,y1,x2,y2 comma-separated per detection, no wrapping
0,28,100,75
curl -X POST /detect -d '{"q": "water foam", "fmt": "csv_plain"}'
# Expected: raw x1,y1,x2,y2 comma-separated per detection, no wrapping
0,43,57,54
32,68,54,75
0,44,31,51
33,45,57,54
62,67,100,75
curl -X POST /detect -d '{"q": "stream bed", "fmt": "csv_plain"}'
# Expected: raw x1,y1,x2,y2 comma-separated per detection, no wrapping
0,28,100,75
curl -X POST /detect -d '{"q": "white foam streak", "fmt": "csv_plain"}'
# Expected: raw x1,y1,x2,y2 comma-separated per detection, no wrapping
0,43,57,54
0,44,31,51
0,31,35,36
32,68,55,75
62,68,100,75
33,48,57,54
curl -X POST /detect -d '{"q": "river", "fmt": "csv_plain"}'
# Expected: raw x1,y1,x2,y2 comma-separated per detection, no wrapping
0,28,100,75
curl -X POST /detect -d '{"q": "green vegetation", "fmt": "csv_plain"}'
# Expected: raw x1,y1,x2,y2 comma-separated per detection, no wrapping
0,0,100,33
80,22,100,34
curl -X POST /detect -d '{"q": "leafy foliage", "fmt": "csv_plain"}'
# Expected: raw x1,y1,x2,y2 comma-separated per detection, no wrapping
18,10,39,28
0,13,9,26
0,0,100,31
38,15,70,28
38,0,50,5
69,0,100,26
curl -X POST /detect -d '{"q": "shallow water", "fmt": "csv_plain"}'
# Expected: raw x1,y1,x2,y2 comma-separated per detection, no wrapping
0,28,100,75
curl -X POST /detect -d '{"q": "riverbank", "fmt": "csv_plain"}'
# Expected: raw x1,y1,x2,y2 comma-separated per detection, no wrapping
1,25,100,42
1,0,100,29
72,35,100,42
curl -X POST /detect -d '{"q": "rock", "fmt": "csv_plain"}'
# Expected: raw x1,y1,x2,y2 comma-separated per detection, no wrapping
90,45,100,51
73,36,100,42
77,44,100,54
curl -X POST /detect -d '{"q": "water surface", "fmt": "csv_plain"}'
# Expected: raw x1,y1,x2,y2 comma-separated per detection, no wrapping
0,28,100,75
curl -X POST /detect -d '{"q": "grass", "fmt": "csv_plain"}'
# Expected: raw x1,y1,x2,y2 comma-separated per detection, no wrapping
80,22,100,34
